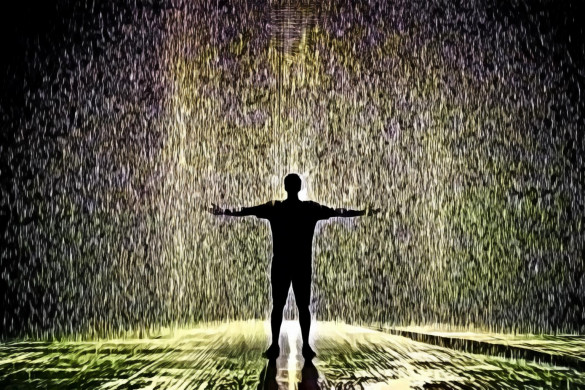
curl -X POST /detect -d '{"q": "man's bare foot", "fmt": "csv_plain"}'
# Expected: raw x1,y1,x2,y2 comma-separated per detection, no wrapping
263,344,280,360
302,345,316,360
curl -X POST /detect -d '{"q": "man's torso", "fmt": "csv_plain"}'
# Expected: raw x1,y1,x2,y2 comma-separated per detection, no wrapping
265,200,322,260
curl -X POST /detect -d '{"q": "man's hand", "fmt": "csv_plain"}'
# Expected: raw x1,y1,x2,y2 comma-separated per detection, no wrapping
210,203,229,215
366,206,381,216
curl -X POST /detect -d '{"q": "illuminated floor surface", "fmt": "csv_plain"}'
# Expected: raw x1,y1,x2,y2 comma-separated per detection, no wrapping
1,321,584,389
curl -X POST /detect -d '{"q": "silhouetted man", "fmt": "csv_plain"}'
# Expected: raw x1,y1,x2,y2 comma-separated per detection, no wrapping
211,174,378,360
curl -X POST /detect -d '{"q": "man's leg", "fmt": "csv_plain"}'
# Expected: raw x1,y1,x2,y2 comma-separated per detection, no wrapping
270,292,286,346
266,264,290,358
298,304,311,346
292,265,315,359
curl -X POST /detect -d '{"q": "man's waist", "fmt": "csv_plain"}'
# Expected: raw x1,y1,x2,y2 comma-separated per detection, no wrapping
273,248,312,256
271,256,312,272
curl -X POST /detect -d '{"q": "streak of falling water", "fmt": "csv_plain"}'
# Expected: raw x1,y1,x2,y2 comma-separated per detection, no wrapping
0,0,583,339
268,2,316,57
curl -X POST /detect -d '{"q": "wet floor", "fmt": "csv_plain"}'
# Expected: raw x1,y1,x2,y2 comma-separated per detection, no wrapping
1,321,583,389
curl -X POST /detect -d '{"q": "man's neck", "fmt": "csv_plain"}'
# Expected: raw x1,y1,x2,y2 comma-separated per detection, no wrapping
286,194,300,202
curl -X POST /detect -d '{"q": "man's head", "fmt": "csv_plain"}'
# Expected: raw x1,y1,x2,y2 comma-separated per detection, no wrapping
284,173,302,194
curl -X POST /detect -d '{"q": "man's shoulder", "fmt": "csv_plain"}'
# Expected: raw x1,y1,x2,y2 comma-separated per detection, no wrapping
266,200,283,209
260,200,280,205
302,200,322,208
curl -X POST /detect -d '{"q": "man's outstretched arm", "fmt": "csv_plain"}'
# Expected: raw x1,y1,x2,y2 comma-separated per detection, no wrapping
332,206,380,217
317,204,380,219
210,202,272,218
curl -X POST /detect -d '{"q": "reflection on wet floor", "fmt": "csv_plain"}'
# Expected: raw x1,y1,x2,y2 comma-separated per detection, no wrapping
257,360,321,390
0,321,584,389
257,322,325,390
